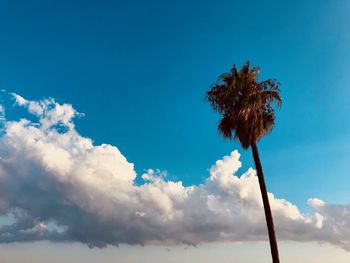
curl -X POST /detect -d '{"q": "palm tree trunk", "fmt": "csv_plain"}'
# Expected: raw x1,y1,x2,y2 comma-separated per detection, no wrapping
251,141,280,263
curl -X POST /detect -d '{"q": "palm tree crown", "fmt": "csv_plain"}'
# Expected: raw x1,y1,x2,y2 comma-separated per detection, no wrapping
206,62,282,149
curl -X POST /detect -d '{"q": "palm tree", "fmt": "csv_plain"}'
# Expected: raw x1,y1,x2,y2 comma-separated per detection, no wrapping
206,61,282,263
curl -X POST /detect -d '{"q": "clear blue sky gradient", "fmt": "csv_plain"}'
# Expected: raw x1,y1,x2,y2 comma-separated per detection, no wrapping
0,0,349,211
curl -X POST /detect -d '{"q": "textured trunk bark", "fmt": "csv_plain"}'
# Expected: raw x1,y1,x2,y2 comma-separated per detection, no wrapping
251,141,280,263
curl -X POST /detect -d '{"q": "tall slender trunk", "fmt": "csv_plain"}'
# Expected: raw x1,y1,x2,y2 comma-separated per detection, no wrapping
251,141,280,263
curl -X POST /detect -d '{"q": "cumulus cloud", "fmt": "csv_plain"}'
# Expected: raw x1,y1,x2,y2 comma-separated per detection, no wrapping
0,93,349,250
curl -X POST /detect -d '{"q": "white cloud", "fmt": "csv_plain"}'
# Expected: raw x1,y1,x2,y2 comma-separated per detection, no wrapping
0,93,349,250
12,93,27,106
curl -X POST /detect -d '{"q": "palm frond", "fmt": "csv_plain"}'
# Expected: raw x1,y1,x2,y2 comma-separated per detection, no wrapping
206,61,282,148
218,116,234,139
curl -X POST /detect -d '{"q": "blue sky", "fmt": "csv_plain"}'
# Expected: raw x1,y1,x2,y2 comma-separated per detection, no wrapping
0,0,350,262
1,0,349,208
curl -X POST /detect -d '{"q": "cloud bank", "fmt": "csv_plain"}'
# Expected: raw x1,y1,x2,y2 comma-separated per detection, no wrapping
0,93,349,250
